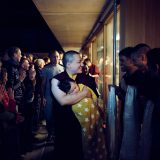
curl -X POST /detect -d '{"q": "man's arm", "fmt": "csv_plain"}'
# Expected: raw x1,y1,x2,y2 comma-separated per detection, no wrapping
51,78,90,106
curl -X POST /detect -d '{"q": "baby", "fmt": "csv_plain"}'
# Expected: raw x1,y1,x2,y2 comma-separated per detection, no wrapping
58,78,79,95
58,78,98,123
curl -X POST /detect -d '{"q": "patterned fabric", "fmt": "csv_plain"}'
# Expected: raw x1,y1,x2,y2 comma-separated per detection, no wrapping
72,84,107,160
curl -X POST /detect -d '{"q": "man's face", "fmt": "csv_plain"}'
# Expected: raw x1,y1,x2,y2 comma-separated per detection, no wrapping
22,60,30,71
119,55,133,72
68,54,83,74
50,51,60,65
28,54,33,62
14,49,22,62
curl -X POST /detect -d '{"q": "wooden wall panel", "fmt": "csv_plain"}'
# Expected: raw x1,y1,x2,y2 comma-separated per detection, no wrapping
120,0,160,48
145,0,160,48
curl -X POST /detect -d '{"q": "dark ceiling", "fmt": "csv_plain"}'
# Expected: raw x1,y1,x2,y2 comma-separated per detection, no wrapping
0,0,63,53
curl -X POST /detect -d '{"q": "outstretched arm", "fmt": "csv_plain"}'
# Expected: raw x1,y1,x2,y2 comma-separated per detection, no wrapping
51,78,91,106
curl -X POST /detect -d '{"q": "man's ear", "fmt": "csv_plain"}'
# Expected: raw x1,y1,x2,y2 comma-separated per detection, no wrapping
66,62,71,68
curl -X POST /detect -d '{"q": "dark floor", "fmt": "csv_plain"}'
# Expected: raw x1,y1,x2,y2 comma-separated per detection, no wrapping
23,124,54,160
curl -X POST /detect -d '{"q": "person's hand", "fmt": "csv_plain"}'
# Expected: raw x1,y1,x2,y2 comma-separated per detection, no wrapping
8,88,14,99
19,71,26,82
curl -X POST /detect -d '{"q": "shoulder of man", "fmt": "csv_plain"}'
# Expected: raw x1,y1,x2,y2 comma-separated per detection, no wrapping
57,64,64,70
53,71,68,80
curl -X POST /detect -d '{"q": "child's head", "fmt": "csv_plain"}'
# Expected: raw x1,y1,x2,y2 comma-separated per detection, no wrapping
58,79,79,94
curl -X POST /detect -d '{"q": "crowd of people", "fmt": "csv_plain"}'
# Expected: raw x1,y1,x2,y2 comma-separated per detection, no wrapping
1,43,159,160
117,43,160,160
0,47,65,160
0,48,106,160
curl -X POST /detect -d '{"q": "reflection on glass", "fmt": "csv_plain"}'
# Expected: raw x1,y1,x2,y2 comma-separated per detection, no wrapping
97,32,104,104
95,10,120,109
105,10,120,86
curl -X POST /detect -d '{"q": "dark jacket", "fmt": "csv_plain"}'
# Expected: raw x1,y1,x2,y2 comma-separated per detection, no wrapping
6,59,24,105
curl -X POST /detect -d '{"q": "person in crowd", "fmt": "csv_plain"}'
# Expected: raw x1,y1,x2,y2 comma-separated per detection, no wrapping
0,65,24,124
118,44,160,160
19,57,36,152
118,43,151,100
118,44,152,116
58,78,107,160
0,66,24,121
116,47,138,153
17,57,30,116
19,57,30,73
27,53,34,65
33,58,45,132
147,48,160,74
58,50,64,66
29,63,35,72
34,58,45,70
6,48,28,154
84,58,100,85
51,50,97,160
41,50,64,141
43,56,50,65
23,65,36,152
0,68,16,122
6,46,24,113
0,66,23,160
146,48,160,160
126,43,159,101
118,44,151,99
131,43,150,72
118,47,138,96
81,53,89,74
82,53,88,62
